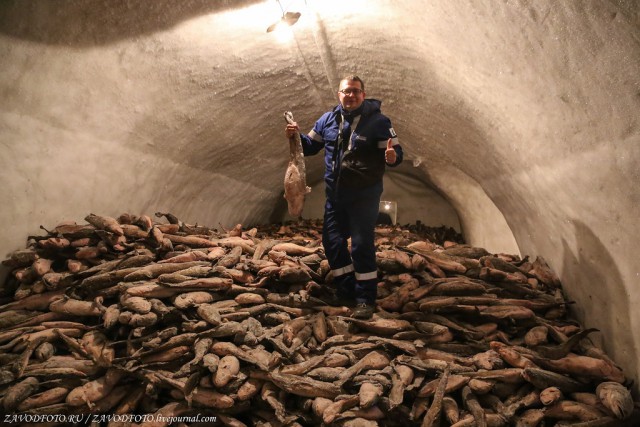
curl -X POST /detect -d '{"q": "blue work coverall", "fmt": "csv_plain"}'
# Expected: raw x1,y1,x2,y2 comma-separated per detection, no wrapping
299,99,403,304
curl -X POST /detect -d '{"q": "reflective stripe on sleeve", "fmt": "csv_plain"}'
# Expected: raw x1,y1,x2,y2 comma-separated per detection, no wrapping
309,130,323,142
332,264,355,277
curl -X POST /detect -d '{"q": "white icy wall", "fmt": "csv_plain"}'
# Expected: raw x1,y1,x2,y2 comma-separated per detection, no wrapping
0,0,639,392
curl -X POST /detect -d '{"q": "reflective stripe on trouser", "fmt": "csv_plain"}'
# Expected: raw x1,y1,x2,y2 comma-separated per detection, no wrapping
323,186,382,304
331,264,354,277
331,264,356,299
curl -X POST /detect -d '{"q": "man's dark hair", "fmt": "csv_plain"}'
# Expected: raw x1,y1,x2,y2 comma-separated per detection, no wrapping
341,75,365,91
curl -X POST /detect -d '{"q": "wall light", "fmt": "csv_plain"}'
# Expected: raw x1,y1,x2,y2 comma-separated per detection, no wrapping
378,201,398,225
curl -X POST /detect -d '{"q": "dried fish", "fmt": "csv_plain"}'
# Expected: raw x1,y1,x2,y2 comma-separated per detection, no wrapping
596,381,634,420
0,214,637,426
283,111,311,218
421,365,451,427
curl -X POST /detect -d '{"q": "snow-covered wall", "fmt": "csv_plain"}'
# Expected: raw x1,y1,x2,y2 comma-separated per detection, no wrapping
1,0,638,392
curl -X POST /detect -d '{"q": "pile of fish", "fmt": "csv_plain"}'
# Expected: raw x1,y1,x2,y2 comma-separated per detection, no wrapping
0,212,638,427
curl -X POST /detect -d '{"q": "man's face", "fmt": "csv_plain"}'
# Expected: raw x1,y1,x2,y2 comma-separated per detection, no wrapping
338,79,365,111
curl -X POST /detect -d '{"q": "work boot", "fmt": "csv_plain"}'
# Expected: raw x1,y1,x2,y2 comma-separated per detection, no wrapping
352,302,375,319
321,292,356,308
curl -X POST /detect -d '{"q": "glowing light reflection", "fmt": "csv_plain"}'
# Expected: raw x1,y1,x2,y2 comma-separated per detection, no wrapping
271,22,295,43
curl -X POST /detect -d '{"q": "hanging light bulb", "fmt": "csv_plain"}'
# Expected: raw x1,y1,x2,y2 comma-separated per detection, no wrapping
267,0,301,33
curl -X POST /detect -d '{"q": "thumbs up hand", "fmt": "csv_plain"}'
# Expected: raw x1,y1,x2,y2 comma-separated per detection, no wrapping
385,138,397,165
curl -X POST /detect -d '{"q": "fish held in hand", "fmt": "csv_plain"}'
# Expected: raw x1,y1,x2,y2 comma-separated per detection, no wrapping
283,111,311,218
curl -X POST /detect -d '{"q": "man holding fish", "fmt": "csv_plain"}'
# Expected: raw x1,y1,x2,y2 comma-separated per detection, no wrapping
285,75,403,319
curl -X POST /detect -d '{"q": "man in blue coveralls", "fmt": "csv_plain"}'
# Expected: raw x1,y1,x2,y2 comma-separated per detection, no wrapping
285,75,403,319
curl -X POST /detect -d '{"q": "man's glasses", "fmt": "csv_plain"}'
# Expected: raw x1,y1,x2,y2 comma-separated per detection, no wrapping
339,88,363,95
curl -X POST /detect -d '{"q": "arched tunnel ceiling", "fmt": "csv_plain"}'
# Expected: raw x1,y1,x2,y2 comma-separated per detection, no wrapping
0,0,639,392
